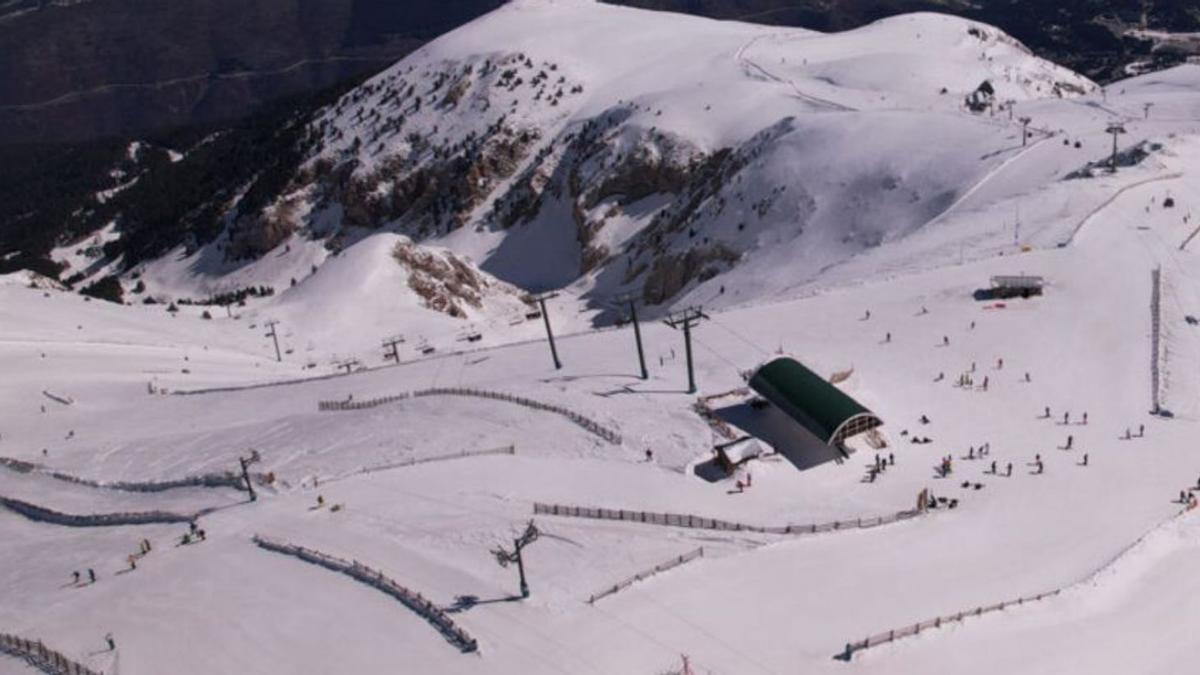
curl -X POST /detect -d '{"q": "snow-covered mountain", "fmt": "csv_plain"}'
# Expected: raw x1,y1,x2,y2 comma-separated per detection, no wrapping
9,3,1200,674
240,1,1093,316
50,0,1089,343
37,0,1200,366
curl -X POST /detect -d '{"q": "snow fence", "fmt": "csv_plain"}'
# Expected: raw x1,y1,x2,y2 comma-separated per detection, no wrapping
0,457,247,493
587,548,704,604
838,589,1063,660
838,506,1199,661
319,387,622,445
533,502,922,535
0,496,198,527
0,633,102,675
358,445,515,476
251,536,478,653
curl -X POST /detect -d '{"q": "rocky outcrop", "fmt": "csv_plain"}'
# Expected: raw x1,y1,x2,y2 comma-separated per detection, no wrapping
392,238,517,318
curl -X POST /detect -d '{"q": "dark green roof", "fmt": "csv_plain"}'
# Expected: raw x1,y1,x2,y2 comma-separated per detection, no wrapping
748,357,880,445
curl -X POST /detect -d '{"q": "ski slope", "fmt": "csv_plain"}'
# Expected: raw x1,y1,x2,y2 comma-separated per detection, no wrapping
5,3,1200,674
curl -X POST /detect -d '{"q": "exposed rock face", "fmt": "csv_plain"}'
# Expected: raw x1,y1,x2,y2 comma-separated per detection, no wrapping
642,244,741,306
227,198,300,260
392,239,497,318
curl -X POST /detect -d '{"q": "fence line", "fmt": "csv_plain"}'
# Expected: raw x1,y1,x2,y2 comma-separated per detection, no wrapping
533,502,922,536
251,535,478,653
1150,266,1163,414
838,589,1063,661
0,632,102,675
0,496,199,527
0,457,248,494
40,390,74,406
838,506,1198,661
320,387,622,445
358,445,516,476
588,548,704,604
1180,223,1200,251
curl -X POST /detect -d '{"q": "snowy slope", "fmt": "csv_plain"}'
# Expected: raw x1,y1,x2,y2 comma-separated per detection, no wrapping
7,3,1200,675
195,0,1099,326
5,117,1200,672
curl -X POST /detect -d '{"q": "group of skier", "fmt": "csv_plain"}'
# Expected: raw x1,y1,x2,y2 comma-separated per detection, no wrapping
866,453,895,482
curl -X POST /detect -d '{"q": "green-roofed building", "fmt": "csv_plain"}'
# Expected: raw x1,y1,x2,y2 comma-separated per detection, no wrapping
747,357,882,449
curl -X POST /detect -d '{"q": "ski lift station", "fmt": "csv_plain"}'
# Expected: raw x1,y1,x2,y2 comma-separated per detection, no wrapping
987,274,1045,299
747,357,883,455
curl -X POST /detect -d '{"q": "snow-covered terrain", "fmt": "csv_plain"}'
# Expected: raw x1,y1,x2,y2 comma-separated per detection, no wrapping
5,1,1200,673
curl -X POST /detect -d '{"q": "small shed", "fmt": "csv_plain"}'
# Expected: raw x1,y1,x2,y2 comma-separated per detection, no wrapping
747,357,882,448
989,275,1044,299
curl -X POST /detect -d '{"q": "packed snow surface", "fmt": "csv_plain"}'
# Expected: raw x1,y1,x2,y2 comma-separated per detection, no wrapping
6,2,1200,674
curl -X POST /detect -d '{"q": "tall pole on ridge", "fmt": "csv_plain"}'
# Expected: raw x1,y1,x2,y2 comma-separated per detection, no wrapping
264,319,282,362
615,292,648,380
381,334,405,364
1106,123,1127,173
664,306,708,394
491,521,540,598
532,292,561,370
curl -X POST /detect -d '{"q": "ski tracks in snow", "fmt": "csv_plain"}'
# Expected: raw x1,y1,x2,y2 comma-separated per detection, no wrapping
735,34,857,113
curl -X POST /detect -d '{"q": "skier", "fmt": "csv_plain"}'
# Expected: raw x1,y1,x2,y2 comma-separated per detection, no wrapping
127,556,137,571
885,332,892,343
72,571,80,584
1043,406,1051,419
968,446,974,460
982,376,989,391
197,529,207,542
644,449,653,462
888,452,894,465
1139,424,1145,437
87,569,96,583
1124,428,1132,440
864,309,871,320
996,358,1004,369
919,414,930,425
969,321,976,330
1066,435,1073,450
1024,372,1031,383
105,634,115,651
990,460,997,474
1082,412,1088,425
1063,411,1070,424
1035,459,1044,474
971,361,977,372
1082,453,1089,466
1006,462,1013,477
943,336,949,346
